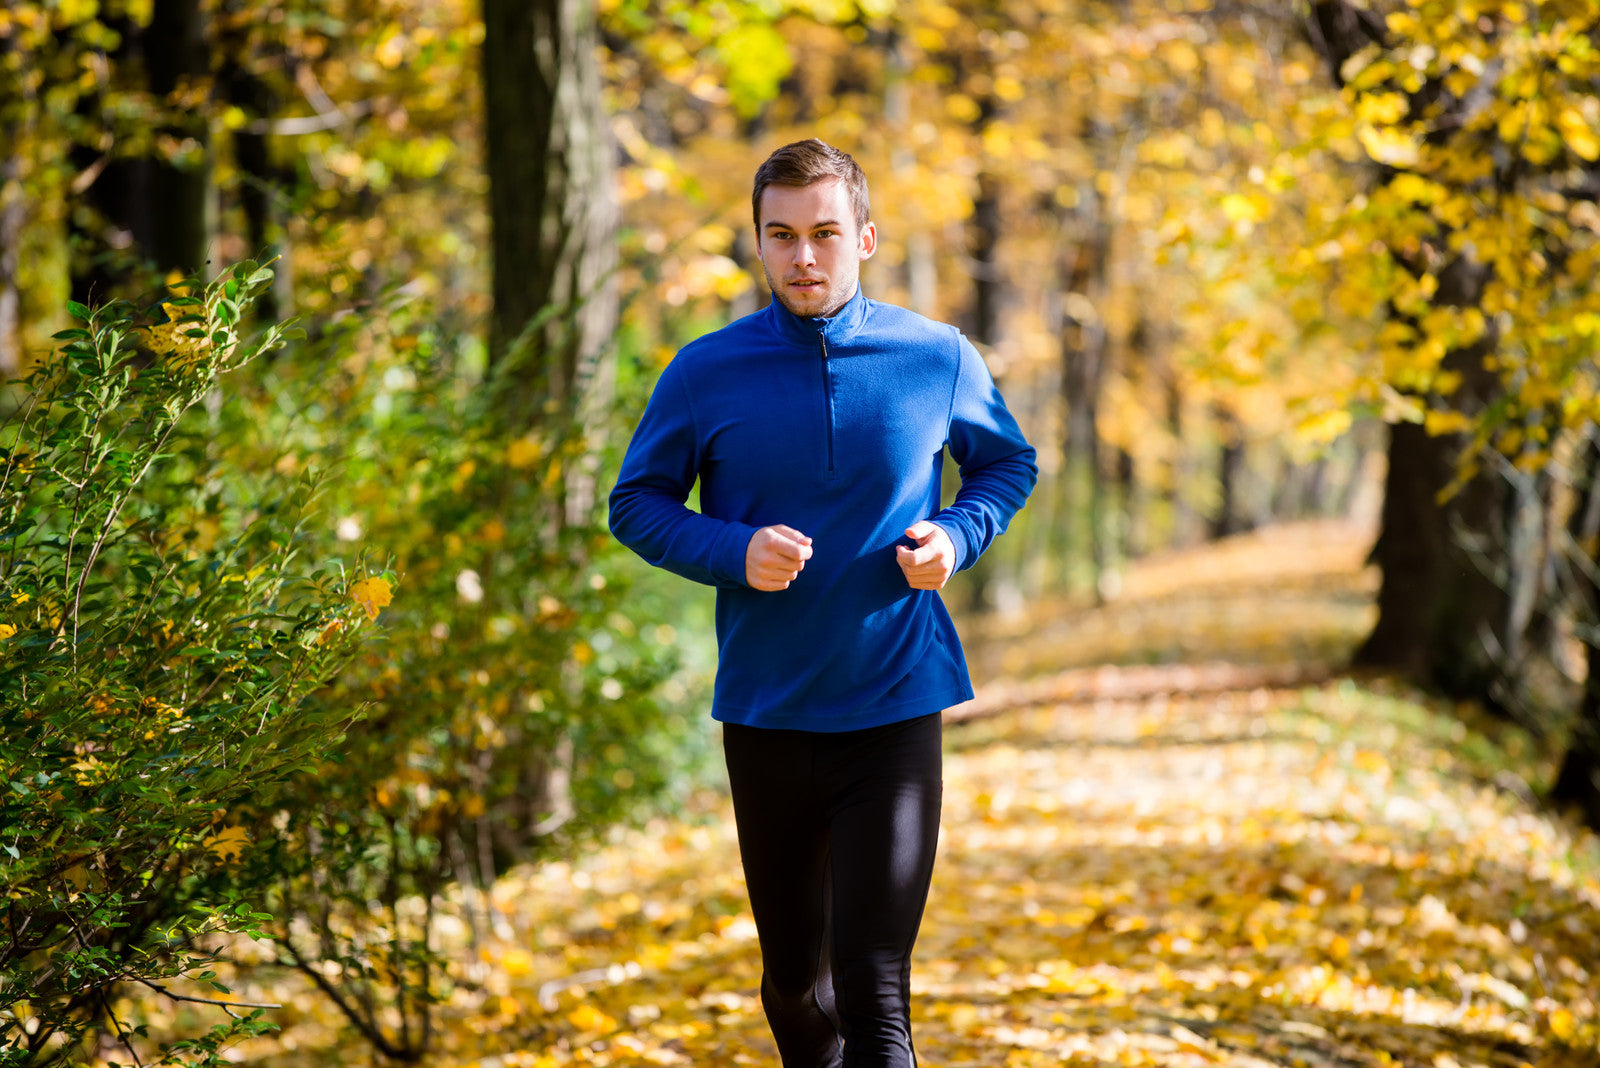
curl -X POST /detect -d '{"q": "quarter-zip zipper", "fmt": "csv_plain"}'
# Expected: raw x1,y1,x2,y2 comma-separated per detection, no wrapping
818,330,838,478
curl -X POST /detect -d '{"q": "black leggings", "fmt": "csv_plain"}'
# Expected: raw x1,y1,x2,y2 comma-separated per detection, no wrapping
723,712,943,1068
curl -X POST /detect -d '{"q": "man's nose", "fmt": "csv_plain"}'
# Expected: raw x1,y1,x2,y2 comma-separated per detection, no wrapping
792,240,816,268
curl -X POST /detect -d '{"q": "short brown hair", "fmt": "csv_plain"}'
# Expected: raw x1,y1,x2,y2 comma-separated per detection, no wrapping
751,139,871,235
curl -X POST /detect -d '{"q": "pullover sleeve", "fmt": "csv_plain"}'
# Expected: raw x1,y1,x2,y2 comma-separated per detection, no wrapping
931,335,1039,573
608,359,758,588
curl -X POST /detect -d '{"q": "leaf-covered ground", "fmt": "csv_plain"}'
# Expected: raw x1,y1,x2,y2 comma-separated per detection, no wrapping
162,520,1600,1066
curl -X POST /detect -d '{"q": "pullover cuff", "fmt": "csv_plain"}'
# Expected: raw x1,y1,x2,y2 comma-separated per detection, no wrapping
711,520,761,587
929,514,972,574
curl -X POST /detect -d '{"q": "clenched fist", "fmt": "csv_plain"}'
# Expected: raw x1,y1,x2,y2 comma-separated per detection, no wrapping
746,524,813,591
896,521,955,590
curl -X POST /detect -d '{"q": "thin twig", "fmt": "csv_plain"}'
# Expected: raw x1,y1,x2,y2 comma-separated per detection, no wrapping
98,991,144,1061
60,908,143,1066
70,381,196,652
245,101,374,136
538,967,615,1013
135,979,282,1017
279,935,410,1060
69,153,110,196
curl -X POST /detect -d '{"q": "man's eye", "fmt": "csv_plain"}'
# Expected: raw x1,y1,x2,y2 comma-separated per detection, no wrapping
816,230,834,238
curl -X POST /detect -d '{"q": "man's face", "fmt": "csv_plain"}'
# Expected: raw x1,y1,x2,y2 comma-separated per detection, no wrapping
756,178,876,319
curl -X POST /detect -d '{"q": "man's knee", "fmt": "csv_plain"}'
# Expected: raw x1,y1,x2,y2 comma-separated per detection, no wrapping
762,971,831,1019
832,951,910,1023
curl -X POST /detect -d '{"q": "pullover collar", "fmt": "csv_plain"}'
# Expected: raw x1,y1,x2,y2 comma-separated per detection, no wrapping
763,284,870,349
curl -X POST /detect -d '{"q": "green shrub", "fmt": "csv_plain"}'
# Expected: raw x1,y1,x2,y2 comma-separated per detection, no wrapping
0,264,392,1066
198,295,712,1058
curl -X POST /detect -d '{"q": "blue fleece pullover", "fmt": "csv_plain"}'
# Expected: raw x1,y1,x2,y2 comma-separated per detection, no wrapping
608,286,1037,732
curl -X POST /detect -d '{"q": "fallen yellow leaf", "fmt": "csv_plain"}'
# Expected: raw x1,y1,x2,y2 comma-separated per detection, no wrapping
567,1003,616,1034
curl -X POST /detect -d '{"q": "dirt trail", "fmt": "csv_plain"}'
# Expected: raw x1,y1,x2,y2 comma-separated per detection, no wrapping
237,519,1600,1067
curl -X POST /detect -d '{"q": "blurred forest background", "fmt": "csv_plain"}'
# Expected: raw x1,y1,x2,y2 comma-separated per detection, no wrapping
5,0,1600,1064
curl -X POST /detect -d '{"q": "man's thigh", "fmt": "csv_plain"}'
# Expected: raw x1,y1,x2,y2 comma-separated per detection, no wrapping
723,724,831,987
825,713,943,963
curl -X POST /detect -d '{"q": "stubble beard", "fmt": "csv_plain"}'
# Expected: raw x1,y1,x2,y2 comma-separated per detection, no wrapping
763,262,852,320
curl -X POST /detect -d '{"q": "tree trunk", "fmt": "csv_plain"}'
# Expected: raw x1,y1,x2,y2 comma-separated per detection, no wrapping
1020,356,1062,592
1351,260,1510,705
1060,352,1099,558
0,21,26,377
0,21,14,374
1304,0,1512,707
1353,420,1455,680
1502,461,1555,673
70,0,211,305
959,98,1002,612
143,0,211,274
217,1,291,323
481,0,618,428
1551,641,1600,830
1213,441,1239,538
1550,433,1600,828
1304,456,1330,516
1122,318,1157,557
1059,285,1105,598
967,168,1001,345
1209,410,1247,540
1114,445,1137,560
1059,189,1111,599
885,26,936,318
0,149,22,380
1352,420,1510,700
1166,370,1195,547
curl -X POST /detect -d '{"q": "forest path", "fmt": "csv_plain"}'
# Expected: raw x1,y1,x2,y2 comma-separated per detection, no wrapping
248,520,1600,1067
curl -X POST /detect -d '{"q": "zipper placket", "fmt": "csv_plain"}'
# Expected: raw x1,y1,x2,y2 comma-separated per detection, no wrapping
818,330,838,478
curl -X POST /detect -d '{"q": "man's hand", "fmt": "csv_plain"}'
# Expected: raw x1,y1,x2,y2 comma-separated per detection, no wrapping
746,524,813,591
896,521,956,590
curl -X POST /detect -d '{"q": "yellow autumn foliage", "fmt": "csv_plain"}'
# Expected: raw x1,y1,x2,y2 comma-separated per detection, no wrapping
348,576,395,621
202,826,251,864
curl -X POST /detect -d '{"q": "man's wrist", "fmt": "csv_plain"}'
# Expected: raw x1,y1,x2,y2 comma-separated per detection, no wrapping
714,520,763,587
928,517,967,572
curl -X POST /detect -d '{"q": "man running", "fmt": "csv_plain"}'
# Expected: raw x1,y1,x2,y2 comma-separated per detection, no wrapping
609,138,1037,1067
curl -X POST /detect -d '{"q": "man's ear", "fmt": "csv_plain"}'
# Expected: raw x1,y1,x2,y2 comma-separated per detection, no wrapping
858,221,877,261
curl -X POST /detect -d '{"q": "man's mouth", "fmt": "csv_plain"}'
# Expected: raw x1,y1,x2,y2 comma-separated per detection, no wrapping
790,278,825,289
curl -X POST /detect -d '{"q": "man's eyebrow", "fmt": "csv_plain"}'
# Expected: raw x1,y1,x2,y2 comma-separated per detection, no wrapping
763,219,844,231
